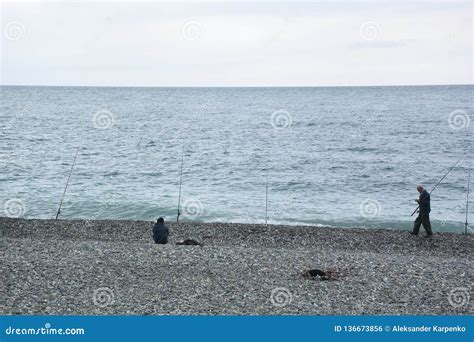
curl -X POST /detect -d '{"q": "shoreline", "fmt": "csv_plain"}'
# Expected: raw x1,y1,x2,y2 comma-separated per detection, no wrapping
2,213,468,234
1,217,473,315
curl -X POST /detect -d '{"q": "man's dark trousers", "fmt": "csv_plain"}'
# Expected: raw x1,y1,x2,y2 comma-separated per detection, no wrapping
413,213,432,236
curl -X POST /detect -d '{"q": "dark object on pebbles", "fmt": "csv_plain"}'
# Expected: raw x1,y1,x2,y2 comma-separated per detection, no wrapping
176,239,203,246
303,268,338,280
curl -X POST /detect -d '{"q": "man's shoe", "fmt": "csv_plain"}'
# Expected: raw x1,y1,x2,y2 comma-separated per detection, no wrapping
424,234,433,239
409,231,418,236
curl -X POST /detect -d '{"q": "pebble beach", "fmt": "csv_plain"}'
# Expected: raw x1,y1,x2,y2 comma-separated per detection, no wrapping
1,217,472,315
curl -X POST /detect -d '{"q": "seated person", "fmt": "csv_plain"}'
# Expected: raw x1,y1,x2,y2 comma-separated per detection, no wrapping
152,217,169,244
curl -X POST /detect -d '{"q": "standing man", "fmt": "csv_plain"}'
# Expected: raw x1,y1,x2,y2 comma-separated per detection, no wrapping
411,185,433,238
153,217,169,244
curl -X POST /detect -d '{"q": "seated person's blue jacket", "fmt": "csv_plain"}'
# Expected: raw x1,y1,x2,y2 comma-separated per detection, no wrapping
418,190,431,215
153,222,169,244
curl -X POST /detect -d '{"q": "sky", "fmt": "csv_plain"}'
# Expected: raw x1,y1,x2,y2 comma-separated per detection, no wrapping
0,1,472,87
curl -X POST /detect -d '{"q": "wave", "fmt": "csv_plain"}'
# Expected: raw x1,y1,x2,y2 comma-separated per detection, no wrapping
19,202,470,234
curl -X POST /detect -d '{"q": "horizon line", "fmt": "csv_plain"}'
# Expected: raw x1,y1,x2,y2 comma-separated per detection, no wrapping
1,83,473,89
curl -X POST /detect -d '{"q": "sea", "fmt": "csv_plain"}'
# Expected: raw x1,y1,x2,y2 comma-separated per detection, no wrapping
1,85,472,233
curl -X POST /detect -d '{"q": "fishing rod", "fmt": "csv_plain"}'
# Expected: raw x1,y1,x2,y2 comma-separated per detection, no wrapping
411,156,463,216
176,148,184,223
465,169,470,234
55,147,80,220
265,168,269,225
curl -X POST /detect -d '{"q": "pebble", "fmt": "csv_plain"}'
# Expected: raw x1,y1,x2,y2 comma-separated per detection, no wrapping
0,217,472,315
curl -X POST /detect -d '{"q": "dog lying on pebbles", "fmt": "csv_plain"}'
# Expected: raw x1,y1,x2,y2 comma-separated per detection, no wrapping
176,239,203,246
303,268,340,280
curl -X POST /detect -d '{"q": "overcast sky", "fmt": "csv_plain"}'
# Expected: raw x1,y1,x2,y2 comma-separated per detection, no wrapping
1,1,472,87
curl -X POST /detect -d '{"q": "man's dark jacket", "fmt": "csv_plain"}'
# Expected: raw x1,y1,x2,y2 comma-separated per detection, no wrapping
418,190,431,215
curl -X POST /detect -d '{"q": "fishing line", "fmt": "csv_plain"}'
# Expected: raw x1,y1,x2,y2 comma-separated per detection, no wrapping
177,147,184,223
411,156,463,216
55,147,80,220
465,169,470,234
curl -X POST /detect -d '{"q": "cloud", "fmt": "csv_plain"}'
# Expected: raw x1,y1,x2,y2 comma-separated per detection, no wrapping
350,40,410,49
1,2,471,86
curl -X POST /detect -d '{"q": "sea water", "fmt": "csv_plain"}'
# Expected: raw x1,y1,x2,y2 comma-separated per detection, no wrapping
1,85,472,232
